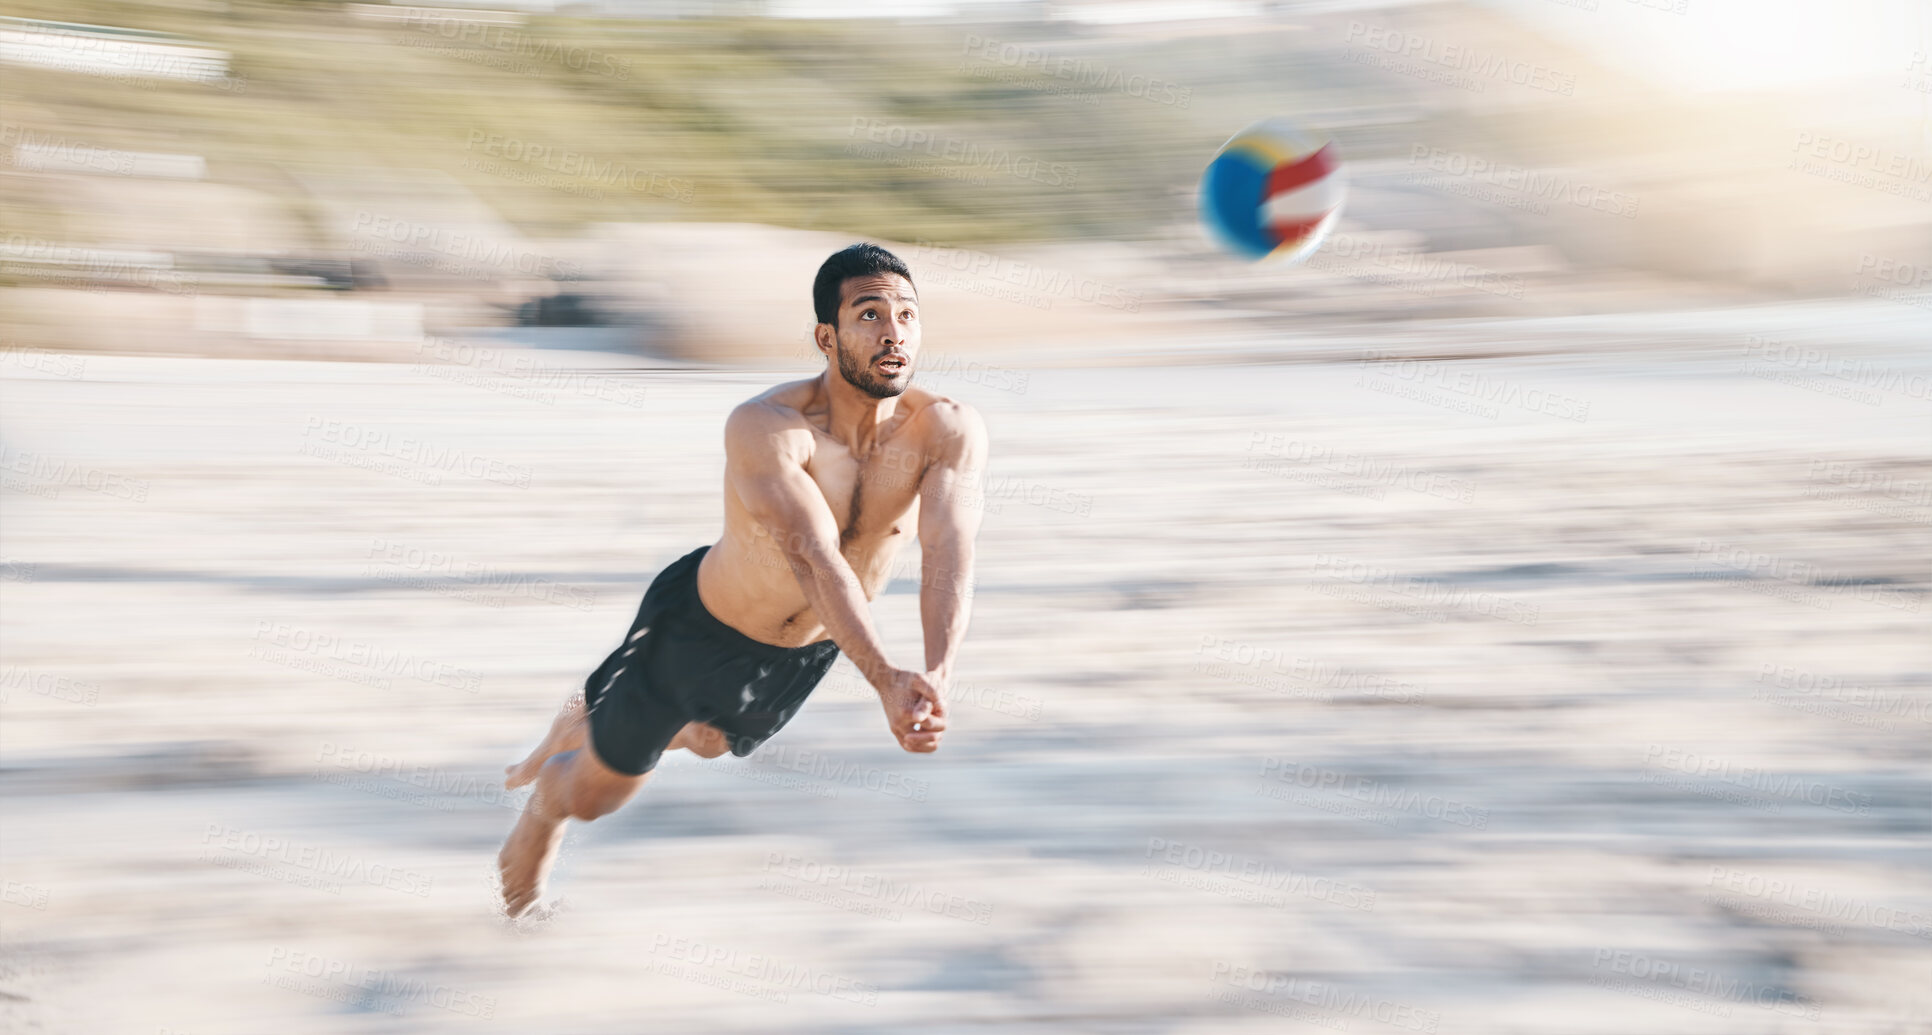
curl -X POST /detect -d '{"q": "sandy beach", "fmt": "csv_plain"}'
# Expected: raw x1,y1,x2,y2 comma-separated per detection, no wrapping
1,299,1927,1033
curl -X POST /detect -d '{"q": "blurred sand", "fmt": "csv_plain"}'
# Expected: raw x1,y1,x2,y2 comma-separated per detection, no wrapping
1,301,1928,1033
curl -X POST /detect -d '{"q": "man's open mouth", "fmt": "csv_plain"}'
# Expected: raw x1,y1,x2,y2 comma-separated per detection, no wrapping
877,355,907,373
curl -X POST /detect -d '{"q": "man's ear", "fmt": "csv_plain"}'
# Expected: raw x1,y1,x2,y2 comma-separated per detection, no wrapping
813,322,836,354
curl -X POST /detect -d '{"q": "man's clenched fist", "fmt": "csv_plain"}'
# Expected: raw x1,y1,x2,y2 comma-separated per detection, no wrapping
872,666,949,752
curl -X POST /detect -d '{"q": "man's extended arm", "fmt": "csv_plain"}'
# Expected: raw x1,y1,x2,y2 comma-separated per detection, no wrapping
725,402,892,680
724,402,944,751
916,400,990,694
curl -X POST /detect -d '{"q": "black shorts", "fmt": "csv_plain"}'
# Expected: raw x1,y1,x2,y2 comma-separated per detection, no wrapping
582,545,840,776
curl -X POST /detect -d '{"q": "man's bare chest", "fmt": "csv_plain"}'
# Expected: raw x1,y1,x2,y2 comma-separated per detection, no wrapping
804,434,929,542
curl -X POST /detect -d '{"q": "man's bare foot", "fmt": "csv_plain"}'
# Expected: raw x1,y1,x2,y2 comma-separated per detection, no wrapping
498,746,643,918
498,786,568,919
506,694,587,789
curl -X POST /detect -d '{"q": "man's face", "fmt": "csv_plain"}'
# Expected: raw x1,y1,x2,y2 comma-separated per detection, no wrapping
820,273,919,400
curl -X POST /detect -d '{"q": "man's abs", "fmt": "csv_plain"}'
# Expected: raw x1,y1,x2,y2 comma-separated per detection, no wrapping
695,528,910,648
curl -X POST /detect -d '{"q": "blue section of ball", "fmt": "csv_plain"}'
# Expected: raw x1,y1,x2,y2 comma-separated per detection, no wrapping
1199,149,1277,260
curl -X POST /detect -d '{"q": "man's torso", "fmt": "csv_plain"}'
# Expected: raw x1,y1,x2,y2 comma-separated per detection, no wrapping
698,378,951,647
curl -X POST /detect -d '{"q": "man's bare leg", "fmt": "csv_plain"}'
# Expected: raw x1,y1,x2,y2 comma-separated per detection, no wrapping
499,743,645,918
497,719,731,917
505,693,587,790
506,695,730,788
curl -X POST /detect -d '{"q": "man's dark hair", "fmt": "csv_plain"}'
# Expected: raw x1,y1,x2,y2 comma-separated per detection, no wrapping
813,243,914,327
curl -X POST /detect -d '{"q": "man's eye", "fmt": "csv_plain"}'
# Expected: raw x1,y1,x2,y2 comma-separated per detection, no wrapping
860,311,876,320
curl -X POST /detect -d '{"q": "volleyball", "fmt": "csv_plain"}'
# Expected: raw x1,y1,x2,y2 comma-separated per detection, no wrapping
1199,118,1347,263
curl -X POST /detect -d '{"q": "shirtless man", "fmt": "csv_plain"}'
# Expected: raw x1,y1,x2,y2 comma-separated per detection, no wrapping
497,243,988,918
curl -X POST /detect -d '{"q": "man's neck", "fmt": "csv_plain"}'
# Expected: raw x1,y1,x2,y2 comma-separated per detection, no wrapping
816,369,900,456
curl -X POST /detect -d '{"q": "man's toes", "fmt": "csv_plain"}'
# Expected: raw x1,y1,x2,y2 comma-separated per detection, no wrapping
504,884,538,918
498,856,538,916
503,890,534,918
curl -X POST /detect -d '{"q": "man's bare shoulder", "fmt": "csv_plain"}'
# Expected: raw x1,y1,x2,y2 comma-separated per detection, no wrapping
903,387,987,447
731,377,832,425
734,377,819,416
724,379,820,461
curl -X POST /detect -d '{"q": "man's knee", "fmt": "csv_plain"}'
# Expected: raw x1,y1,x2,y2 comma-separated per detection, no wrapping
545,751,645,821
569,787,631,821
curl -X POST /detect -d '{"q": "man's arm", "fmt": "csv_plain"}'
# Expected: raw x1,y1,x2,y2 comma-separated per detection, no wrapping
725,401,893,684
724,401,943,751
916,400,990,695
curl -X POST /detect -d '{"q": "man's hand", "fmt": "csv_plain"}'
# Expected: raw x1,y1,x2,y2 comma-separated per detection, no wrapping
872,666,949,753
